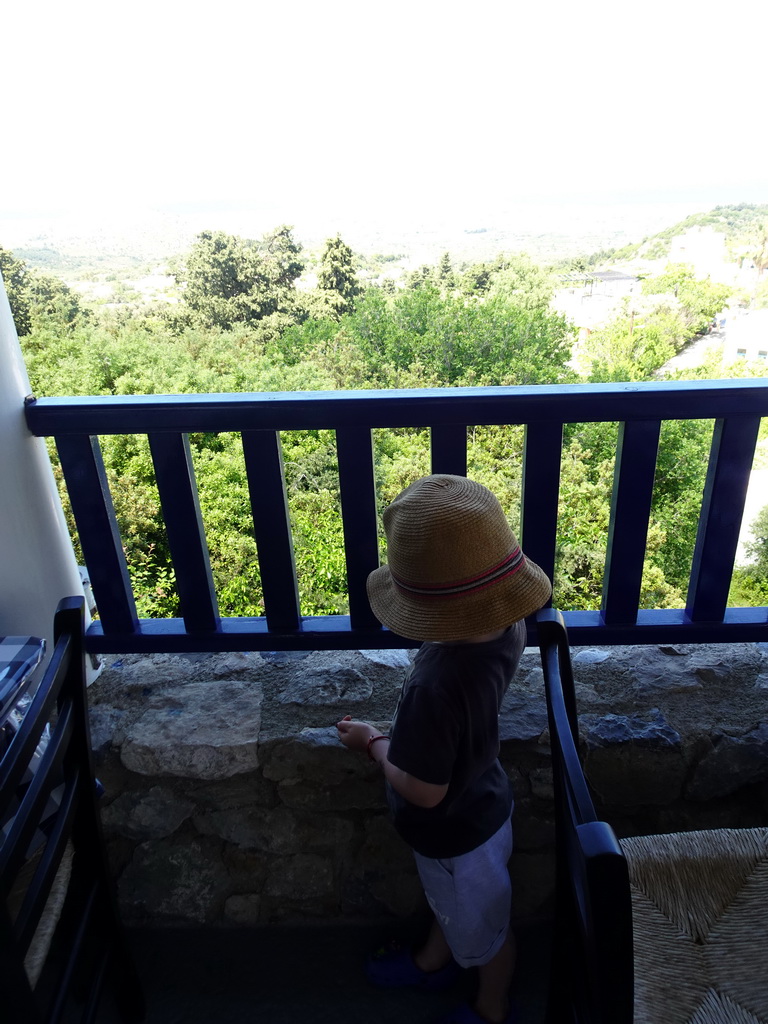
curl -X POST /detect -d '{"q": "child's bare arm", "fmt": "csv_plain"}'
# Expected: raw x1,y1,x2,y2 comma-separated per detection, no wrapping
336,716,448,809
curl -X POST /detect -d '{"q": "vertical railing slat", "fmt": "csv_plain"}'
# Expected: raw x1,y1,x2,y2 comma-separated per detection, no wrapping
148,432,219,633
602,420,661,625
242,430,301,632
521,423,563,595
430,424,467,476
336,427,381,630
55,434,138,635
688,415,761,622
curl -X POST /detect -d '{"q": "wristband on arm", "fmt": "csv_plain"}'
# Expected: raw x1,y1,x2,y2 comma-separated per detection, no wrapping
367,734,390,762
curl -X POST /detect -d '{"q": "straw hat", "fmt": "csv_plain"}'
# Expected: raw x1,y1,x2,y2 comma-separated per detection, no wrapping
367,474,551,641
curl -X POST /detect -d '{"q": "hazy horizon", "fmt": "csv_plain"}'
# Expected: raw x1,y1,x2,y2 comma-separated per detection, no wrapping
3,0,766,254
5,189,768,271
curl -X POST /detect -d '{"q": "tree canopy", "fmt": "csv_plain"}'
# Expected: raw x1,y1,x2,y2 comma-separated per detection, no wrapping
172,226,305,330
316,235,362,318
1,245,88,336
5,216,760,621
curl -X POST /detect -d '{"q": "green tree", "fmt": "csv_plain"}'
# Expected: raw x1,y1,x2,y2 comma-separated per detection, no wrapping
580,301,686,382
344,285,573,386
641,264,732,337
460,253,553,310
259,224,305,290
0,246,32,335
1,246,88,335
174,227,305,330
317,235,362,318
437,252,455,290
730,504,768,606
486,253,555,311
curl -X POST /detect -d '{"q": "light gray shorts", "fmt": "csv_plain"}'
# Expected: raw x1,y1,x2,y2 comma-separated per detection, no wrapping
413,817,513,968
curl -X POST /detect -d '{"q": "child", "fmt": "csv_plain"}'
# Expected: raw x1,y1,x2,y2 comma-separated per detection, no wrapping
337,474,551,1024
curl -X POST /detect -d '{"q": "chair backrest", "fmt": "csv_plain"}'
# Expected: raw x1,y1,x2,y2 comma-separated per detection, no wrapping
0,597,144,1024
537,608,634,1024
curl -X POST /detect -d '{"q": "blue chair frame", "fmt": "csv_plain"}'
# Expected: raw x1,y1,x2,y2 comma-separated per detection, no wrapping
0,598,144,1024
538,608,634,1023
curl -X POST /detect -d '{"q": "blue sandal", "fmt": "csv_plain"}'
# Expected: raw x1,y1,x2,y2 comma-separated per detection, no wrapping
365,940,460,991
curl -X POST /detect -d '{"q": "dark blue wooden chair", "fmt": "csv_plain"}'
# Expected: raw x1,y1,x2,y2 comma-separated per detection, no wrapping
0,597,144,1024
537,608,634,1024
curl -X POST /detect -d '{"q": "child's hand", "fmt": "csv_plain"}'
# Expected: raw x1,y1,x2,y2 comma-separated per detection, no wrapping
336,715,376,753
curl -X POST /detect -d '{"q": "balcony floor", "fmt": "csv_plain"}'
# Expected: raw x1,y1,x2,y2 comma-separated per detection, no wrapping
106,918,551,1023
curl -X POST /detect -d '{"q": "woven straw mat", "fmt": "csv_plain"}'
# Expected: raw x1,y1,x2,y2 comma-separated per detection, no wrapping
620,828,768,1024
7,840,74,987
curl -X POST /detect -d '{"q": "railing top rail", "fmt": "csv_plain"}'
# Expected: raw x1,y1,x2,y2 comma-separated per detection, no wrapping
22,378,768,650
25,379,768,436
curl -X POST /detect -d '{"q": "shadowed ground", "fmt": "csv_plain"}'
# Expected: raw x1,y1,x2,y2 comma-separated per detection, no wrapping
102,918,551,1023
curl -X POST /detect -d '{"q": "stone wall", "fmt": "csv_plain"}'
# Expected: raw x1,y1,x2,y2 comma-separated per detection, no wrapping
88,641,768,927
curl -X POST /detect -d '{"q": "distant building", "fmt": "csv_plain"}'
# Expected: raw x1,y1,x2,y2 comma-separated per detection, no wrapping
553,270,639,342
724,309,768,364
556,270,638,300
668,227,735,285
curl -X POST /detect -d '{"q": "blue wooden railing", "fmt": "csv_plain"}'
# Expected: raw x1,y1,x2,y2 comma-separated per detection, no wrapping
24,379,768,653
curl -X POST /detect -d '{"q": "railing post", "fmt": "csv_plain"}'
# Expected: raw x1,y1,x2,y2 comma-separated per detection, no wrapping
522,422,562,595
336,427,381,630
688,415,761,622
602,420,661,624
0,273,87,659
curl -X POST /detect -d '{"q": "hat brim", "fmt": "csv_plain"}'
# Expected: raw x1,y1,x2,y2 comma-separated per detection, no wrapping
366,555,552,642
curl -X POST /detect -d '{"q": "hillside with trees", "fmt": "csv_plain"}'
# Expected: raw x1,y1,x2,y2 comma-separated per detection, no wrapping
606,203,768,271
4,203,767,618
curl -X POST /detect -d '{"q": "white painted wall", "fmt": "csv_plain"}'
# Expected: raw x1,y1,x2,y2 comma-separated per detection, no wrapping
0,272,86,659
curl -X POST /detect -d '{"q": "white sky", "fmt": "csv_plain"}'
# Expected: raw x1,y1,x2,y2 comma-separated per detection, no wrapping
1,0,766,222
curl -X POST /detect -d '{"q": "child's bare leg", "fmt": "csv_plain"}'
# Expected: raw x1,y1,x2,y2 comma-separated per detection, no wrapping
413,916,453,972
474,930,516,1024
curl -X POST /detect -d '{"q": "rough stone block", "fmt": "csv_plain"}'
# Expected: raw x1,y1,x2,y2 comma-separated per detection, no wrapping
194,804,354,857
528,767,555,802
102,785,194,841
686,723,768,800
260,727,379,784
118,834,230,924
93,651,262,708
221,846,269,890
499,694,549,743
224,893,262,925
357,813,413,874
277,776,386,812
346,814,424,916
367,869,425,918
191,772,278,811
264,853,335,901
278,663,372,705
573,649,612,665
88,706,128,760
688,655,730,685
584,710,686,806
518,666,545,690
358,649,412,670
630,648,703,694
585,710,681,749
119,680,262,780
513,813,556,851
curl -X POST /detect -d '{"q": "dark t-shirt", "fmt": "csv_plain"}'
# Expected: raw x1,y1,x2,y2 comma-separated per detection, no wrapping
386,619,526,858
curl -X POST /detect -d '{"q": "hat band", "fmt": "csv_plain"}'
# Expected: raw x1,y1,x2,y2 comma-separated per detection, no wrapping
390,546,525,600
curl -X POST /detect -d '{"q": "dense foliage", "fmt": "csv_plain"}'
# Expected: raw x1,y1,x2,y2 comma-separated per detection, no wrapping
5,212,763,619
1,246,88,336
